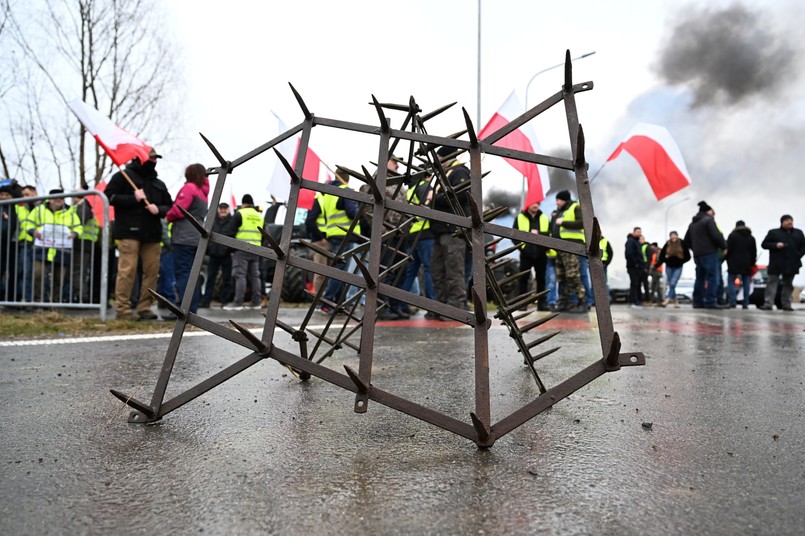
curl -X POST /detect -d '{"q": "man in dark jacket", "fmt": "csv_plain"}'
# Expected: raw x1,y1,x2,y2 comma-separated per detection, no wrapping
683,200,727,308
429,146,472,317
200,203,235,308
624,227,645,307
725,220,757,309
105,150,173,320
759,214,805,311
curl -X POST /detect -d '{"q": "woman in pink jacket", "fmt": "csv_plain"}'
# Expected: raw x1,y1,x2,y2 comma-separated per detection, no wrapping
165,163,209,315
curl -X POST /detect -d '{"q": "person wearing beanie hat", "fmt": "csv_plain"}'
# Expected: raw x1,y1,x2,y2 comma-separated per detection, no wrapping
725,219,756,309
683,200,726,308
104,142,173,320
759,215,805,311
225,192,263,310
552,190,587,313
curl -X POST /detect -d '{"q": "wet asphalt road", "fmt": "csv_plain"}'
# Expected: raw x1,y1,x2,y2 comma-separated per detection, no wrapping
1,304,803,535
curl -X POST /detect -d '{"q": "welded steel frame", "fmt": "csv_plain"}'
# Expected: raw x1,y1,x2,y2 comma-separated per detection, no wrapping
112,52,644,448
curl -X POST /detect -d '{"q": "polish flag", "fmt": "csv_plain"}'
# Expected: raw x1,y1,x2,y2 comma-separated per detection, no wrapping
67,100,152,166
267,112,324,210
478,91,549,207
607,123,691,201
86,179,114,226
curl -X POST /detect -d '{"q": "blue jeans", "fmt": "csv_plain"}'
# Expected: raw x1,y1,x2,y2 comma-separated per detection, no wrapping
727,273,751,307
173,243,201,313
545,258,557,305
157,248,176,304
665,266,682,299
578,256,594,305
693,252,720,306
325,237,358,305
16,242,34,301
401,237,435,300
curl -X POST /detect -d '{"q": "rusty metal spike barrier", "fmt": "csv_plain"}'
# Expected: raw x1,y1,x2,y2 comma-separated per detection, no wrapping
111,52,645,448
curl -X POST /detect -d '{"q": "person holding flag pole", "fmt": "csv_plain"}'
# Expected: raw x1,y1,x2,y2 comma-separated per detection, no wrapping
67,100,173,320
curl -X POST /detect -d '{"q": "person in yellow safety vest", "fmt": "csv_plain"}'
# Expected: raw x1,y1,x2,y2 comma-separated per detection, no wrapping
551,189,587,313
14,185,39,301
224,194,263,310
512,201,550,311
639,235,650,304
305,192,331,294
26,189,83,303
599,235,613,302
68,194,102,303
304,171,361,313
400,175,436,303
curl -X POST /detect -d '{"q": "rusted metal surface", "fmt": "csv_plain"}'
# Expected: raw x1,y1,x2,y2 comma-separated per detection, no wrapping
112,51,644,448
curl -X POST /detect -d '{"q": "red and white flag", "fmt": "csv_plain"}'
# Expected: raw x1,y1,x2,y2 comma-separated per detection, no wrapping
607,122,691,201
267,112,324,210
478,91,549,207
67,100,152,166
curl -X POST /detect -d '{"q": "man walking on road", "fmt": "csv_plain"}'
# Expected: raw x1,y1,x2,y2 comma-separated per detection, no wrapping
759,214,805,311
725,220,757,309
225,194,263,310
684,201,726,309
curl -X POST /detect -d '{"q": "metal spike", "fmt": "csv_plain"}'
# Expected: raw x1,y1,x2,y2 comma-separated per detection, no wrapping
344,365,369,394
110,390,155,417
519,313,560,333
588,217,601,259
470,412,491,445
258,226,285,259
462,107,478,146
371,95,390,133
273,148,302,184
420,101,456,122
483,206,510,222
575,124,586,168
531,346,561,362
147,289,184,319
526,331,561,350
486,242,522,263
353,256,376,289
369,101,410,112
466,193,483,228
229,320,269,354
408,95,421,114
288,82,312,120
563,49,573,91
605,332,622,371
497,269,531,288
299,239,337,260
199,132,228,168
471,288,487,326
359,166,384,202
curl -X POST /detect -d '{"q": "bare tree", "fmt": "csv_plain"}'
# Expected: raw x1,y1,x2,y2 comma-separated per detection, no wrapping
0,0,183,190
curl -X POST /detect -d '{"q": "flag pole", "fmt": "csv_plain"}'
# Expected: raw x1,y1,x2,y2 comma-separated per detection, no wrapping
587,161,607,184
117,165,152,207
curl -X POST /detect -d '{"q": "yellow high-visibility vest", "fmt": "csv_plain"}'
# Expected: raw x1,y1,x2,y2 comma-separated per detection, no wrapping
515,212,549,249
320,184,360,237
235,206,263,246
559,202,584,243
406,179,430,234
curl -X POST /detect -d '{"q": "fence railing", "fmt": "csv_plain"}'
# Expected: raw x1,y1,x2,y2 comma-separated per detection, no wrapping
0,190,110,320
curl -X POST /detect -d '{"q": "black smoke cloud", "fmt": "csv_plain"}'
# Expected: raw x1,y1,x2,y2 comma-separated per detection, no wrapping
592,1,805,274
656,3,796,106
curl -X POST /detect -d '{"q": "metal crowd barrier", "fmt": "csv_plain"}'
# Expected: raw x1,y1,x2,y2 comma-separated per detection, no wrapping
0,190,110,320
